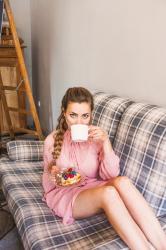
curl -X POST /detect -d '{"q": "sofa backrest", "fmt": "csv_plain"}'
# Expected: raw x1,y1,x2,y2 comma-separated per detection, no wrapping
113,102,166,217
92,92,132,143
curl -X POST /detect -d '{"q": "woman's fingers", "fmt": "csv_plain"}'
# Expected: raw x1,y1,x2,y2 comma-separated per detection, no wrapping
51,165,60,175
88,126,101,135
52,165,59,171
88,126,108,141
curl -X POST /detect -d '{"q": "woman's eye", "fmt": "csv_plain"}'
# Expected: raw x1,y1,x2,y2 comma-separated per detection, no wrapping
82,114,89,119
70,114,76,118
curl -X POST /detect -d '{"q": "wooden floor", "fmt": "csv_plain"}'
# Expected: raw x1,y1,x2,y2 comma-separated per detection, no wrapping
0,227,24,250
0,186,24,249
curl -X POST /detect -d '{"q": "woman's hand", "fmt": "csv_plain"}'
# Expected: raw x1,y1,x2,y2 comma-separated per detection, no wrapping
88,125,113,155
48,162,60,176
51,165,60,176
88,125,109,142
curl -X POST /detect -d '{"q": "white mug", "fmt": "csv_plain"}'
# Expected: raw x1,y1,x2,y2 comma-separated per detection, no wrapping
71,124,89,142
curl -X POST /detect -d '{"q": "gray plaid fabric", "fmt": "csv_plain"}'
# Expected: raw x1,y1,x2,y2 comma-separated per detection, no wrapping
92,92,132,143
7,140,44,162
113,103,166,217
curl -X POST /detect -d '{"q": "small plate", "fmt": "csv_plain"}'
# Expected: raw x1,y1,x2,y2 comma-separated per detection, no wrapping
49,168,86,188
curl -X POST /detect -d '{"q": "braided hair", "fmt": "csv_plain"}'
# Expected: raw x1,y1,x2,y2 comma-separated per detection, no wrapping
52,87,94,161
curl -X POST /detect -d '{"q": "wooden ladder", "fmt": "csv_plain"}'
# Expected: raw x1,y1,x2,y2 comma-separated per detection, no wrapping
0,0,44,140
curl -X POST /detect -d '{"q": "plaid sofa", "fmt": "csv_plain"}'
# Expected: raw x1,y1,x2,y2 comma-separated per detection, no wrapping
0,92,165,250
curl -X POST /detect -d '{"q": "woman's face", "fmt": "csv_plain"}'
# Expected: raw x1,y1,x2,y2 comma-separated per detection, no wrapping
64,102,92,129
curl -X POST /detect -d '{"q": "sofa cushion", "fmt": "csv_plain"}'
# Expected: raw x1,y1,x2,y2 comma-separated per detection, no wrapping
7,140,44,162
92,92,132,143
113,103,166,217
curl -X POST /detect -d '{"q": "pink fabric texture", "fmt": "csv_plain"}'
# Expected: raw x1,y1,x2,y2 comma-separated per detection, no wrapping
42,130,120,225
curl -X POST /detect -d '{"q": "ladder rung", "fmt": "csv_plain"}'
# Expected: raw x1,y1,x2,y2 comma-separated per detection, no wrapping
14,128,38,135
0,58,17,67
1,86,26,91
8,107,31,115
2,86,16,91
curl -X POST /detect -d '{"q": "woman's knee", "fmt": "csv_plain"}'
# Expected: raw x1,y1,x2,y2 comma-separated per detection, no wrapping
112,176,131,188
101,185,120,206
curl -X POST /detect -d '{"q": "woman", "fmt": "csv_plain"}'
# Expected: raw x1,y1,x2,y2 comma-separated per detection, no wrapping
42,87,166,250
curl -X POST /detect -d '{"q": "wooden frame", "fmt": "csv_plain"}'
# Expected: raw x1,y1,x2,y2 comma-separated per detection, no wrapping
0,0,44,140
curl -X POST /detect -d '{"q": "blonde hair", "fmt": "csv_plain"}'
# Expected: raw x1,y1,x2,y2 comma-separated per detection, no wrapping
52,87,94,160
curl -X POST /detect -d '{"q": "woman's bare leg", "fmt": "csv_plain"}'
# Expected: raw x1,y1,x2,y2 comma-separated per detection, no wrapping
73,185,150,250
110,176,166,250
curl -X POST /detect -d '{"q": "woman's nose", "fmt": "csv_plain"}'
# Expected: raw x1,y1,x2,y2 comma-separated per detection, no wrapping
75,117,82,124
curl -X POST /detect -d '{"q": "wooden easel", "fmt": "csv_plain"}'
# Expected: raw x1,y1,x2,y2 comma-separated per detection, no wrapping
0,0,44,140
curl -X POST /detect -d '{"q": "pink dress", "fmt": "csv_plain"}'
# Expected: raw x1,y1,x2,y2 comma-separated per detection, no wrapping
42,130,120,225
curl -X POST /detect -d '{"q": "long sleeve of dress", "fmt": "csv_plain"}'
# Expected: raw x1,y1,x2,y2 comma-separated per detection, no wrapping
98,145,120,180
42,132,56,194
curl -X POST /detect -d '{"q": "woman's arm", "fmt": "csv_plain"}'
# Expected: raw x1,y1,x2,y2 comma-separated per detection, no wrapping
98,138,120,180
43,132,55,171
42,132,58,193
89,126,120,180
43,131,60,172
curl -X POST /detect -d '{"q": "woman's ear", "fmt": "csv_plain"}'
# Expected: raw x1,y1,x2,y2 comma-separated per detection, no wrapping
62,108,65,116
63,111,66,118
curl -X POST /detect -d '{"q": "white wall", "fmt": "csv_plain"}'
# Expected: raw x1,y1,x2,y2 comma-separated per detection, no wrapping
10,0,32,84
30,0,166,133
